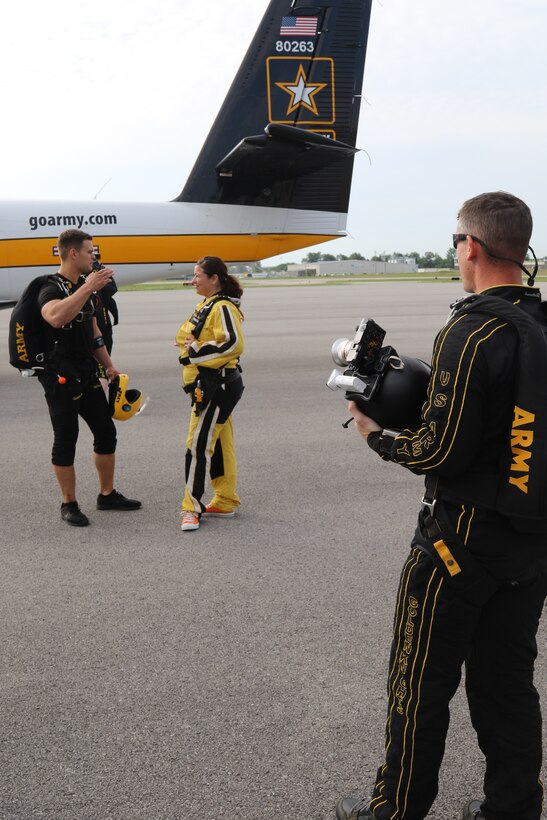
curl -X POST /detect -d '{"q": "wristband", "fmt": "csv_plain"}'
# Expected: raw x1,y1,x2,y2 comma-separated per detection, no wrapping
367,428,400,460
376,428,400,456
93,335,106,350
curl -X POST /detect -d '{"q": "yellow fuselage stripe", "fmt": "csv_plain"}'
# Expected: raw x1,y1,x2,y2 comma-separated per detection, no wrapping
0,233,337,268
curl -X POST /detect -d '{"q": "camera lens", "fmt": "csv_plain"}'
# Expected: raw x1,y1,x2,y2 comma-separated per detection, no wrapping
331,338,352,366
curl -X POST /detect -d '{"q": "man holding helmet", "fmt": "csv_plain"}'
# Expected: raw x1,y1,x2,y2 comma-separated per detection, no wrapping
38,229,141,527
336,192,547,820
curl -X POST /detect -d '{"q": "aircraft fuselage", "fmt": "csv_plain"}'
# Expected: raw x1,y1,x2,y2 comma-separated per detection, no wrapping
0,199,345,302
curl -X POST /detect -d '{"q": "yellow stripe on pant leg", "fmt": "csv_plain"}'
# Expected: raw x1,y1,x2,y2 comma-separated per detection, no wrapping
209,415,241,510
399,576,444,819
384,550,425,758
372,567,443,819
183,403,221,512
371,549,429,814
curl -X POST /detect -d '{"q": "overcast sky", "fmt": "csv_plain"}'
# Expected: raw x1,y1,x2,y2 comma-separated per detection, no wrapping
1,0,546,264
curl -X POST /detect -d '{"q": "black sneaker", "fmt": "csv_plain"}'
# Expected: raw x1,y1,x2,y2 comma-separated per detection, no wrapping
335,798,374,819
61,501,90,527
462,800,485,819
97,490,142,511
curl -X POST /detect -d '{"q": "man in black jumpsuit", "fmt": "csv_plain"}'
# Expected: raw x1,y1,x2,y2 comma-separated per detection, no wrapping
38,229,141,526
336,193,547,820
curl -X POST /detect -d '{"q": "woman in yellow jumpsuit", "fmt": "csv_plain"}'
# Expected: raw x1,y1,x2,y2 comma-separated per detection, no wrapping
176,257,244,532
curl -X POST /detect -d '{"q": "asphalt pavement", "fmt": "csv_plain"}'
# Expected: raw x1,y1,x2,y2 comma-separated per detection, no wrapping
0,281,545,819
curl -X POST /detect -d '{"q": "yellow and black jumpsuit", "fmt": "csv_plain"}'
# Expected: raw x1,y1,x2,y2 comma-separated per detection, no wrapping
364,285,547,820
176,294,244,515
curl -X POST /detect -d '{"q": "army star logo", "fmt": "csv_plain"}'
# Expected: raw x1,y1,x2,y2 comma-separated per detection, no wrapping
275,64,327,116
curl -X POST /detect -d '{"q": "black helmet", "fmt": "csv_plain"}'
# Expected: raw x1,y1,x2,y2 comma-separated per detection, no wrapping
346,355,431,429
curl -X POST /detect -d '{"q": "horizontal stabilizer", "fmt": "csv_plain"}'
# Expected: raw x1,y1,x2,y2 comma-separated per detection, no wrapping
216,124,358,183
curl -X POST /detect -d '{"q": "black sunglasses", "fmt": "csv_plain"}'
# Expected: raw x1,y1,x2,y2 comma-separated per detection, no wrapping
451,234,538,285
452,233,486,250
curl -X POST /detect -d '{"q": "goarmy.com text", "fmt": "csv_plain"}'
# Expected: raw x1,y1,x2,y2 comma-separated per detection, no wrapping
28,213,118,231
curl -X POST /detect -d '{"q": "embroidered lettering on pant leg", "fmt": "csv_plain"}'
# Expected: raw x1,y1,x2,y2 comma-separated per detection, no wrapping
395,596,419,715
398,575,444,818
372,550,425,815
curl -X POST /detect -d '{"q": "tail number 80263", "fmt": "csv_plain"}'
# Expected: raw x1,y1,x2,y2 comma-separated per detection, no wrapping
275,40,314,53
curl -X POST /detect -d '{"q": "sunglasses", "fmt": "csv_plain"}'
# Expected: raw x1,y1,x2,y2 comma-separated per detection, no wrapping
451,234,538,285
452,233,487,250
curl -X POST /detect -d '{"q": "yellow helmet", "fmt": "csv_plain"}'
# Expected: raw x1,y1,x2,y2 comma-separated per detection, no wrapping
109,373,143,421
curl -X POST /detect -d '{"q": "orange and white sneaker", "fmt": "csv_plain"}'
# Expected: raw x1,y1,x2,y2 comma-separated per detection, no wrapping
203,506,236,518
180,511,200,531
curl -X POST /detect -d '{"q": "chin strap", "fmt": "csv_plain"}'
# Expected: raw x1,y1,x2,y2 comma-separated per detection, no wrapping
472,238,539,287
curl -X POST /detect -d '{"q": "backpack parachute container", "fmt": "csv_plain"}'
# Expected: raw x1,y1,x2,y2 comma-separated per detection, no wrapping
8,275,68,375
442,293,547,534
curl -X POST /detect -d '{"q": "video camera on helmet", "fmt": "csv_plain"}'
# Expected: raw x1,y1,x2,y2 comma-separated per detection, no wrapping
327,318,431,429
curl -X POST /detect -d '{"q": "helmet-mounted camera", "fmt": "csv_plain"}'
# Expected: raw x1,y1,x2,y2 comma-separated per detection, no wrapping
327,318,431,429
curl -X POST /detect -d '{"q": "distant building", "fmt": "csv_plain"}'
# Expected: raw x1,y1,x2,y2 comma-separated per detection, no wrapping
389,255,418,267
286,259,418,276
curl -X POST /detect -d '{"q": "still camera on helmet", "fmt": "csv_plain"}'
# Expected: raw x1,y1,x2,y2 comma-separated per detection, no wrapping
327,318,431,429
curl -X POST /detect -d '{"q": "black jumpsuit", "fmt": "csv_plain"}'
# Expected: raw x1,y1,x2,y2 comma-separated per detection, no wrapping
37,275,116,467
366,285,547,820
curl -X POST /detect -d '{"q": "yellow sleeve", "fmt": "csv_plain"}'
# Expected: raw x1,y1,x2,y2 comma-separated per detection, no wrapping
187,301,244,369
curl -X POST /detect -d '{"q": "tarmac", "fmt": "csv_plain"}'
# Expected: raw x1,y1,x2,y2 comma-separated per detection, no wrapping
0,281,545,819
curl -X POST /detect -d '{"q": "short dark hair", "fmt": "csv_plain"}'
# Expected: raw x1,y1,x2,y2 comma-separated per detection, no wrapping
57,229,93,261
196,256,243,299
457,191,532,263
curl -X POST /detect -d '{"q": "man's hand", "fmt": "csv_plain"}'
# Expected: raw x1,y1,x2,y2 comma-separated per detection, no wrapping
85,266,114,292
348,400,382,439
105,365,120,380
42,271,113,329
183,334,195,351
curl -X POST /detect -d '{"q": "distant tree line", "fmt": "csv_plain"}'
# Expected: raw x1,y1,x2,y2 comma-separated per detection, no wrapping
255,247,460,273
300,249,458,269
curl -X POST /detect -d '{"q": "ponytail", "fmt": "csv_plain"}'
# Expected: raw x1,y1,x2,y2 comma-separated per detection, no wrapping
220,273,243,299
196,255,243,299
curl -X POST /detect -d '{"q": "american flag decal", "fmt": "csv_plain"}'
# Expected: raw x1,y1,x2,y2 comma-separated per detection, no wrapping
279,16,318,36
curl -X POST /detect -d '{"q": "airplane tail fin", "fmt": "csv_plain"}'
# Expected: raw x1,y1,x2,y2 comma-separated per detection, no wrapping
176,0,373,215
